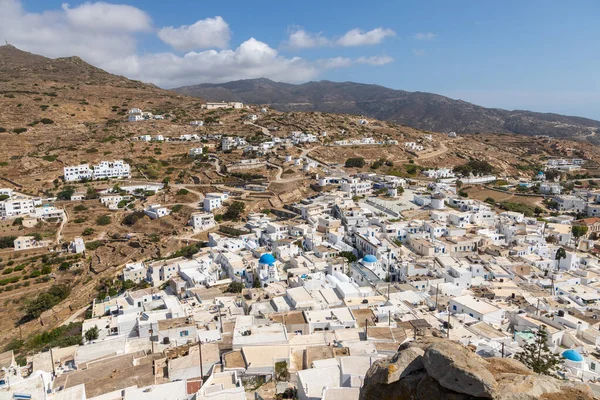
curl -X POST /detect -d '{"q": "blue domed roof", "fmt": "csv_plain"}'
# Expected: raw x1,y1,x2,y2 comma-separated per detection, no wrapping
259,253,276,265
562,349,584,362
362,254,377,263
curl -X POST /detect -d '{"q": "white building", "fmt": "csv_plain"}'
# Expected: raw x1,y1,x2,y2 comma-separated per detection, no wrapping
405,142,424,152
449,295,505,325
423,168,455,179
340,178,372,196
14,236,47,251
189,212,216,231
0,197,36,218
92,160,131,180
203,193,228,212
69,237,85,254
539,183,562,195
144,204,170,220
63,164,92,181
222,137,248,151
64,160,131,182
189,148,203,157
122,262,147,283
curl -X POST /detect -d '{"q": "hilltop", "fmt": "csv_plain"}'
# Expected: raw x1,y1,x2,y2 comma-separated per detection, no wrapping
174,78,600,142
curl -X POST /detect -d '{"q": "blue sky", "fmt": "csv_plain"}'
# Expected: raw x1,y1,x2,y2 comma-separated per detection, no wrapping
4,0,600,119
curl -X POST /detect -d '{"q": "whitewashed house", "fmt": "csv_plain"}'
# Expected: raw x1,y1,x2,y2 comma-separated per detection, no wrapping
203,193,228,212
189,212,216,232
144,204,171,220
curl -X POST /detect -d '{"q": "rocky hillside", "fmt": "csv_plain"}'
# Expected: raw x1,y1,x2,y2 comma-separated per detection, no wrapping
0,44,202,130
174,78,600,141
360,338,595,400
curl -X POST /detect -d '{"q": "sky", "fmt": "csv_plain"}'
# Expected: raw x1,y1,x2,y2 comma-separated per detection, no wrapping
1,0,599,119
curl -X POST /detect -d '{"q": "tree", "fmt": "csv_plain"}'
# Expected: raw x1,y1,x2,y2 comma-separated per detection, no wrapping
455,180,463,190
223,201,245,221
96,215,111,226
225,281,244,293
56,186,75,200
572,225,588,239
555,247,566,263
545,169,561,181
534,206,544,216
85,325,99,342
345,157,365,168
339,251,357,263
86,186,99,199
516,326,562,375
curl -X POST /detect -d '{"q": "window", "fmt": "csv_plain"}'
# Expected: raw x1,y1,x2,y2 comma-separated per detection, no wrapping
180,330,189,337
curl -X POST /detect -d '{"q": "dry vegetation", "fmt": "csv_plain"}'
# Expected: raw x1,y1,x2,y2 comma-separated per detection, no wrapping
1,44,600,343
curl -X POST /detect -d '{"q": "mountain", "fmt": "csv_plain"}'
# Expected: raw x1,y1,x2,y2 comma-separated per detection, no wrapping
174,78,600,141
0,45,200,129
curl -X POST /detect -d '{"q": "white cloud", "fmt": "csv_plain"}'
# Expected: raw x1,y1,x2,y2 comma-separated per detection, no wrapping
413,32,436,40
317,56,393,69
317,57,353,68
158,16,231,51
105,38,320,88
62,2,152,32
357,56,394,65
336,27,396,47
285,27,395,49
412,49,426,56
1,0,145,65
0,0,393,87
286,28,331,49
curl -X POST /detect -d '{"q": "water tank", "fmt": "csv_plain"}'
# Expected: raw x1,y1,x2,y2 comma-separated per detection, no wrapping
558,310,565,317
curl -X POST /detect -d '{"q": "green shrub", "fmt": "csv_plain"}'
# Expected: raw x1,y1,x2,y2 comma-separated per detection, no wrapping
85,241,103,251
24,284,71,319
40,118,54,125
13,128,27,134
96,215,111,226
345,157,365,168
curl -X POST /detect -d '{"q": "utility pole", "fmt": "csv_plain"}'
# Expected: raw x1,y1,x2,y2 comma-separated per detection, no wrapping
149,324,155,354
198,339,204,385
501,342,505,358
387,281,390,301
447,307,451,339
435,284,439,311
388,310,391,327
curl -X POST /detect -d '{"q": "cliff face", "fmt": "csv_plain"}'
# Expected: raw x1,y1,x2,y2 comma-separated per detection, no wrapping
360,338,596,400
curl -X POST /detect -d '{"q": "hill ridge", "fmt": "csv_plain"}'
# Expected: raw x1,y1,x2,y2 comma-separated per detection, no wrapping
174,78,600,141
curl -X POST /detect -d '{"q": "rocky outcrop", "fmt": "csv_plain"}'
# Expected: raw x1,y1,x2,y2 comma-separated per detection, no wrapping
360,338,596,400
